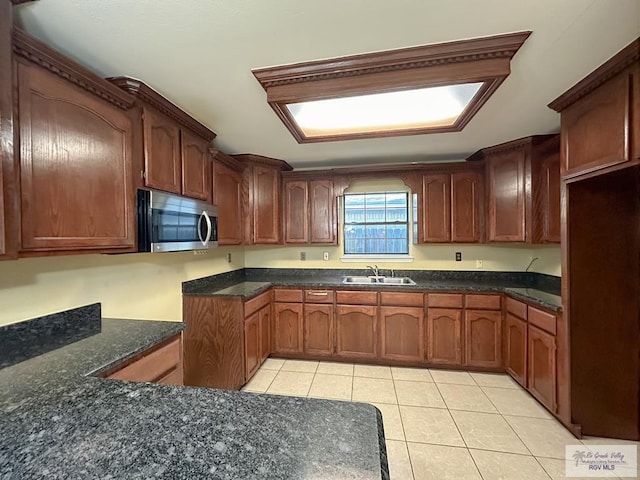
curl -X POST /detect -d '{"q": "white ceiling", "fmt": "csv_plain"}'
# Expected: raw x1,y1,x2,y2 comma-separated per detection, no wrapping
13,0,640,169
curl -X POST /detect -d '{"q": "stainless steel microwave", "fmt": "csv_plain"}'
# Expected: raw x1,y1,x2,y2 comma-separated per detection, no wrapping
137,189,218,253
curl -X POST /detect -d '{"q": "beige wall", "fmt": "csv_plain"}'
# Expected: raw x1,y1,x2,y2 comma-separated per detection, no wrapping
0,247,244,327
243,243,560,273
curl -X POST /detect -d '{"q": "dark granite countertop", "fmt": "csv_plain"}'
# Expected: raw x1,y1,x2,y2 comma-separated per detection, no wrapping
183,268,563,311
0,305,388,480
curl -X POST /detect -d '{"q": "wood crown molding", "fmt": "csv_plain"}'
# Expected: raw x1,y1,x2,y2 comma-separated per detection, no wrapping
232,154,294,172
12,28,135,110
252,32,531,143
466,134,557,161
253,31,532,88
108,76,217,142
210,149,244,172
548,38,639,112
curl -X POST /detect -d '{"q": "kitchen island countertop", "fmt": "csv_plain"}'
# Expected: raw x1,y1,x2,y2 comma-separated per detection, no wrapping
0,306,388,480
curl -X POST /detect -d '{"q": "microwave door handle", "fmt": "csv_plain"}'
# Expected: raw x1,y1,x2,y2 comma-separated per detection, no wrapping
199,211,212,246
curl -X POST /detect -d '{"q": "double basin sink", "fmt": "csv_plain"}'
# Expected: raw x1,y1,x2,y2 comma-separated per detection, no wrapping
342,276,416,286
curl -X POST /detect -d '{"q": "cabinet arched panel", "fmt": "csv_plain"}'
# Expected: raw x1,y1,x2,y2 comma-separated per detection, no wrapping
181,130,211,201
284,181,308,243
380,307,424,362
273,303,303,353
464,310,501,368
336,305,377,359
488,151,526,242
18,62,135,251
427,308,462,365
143,107,181,193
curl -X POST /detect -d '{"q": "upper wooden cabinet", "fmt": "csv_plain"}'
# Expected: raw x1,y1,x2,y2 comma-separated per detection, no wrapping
549,39,640,179
235,154,292,245
283,174,336,245
469,134,560,243
421,169,483,243
109,77,216,202
0,3,15,260
212,151,244,245
14,30,138,253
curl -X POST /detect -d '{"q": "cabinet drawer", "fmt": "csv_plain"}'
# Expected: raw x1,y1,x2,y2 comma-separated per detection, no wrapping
304,289,335,304
465,294,502,310
274,288,303,303
336,290,378,305
428,293,463,308
506,297,527,319
245,290,271,317
380,291,424,307
157,365,183,386
528,306,557,335
108,336,181,383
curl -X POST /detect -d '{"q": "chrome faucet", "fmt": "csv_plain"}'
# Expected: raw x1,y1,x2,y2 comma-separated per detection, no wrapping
366,265,379,277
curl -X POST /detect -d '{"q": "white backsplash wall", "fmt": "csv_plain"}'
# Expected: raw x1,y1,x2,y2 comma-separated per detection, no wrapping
0,247,245,327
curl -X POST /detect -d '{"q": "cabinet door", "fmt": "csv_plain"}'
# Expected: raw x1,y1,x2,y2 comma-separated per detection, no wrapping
561,71,631,178
488,149,526,242
181,129,212,202
253,165,280,244
427,308,462,365
464,310,501,368
451,171,482,243
422,174,451,242
143,107,181,194
504,313,527,387
214,162,243,245
244,312,260,382
259,304,271,363
310,180,336,244
335,305,377,359
283,180,308,243
380,306,424,363
304,304,334,356
528,324,557,412
634,66,640,161
18,63,135,251
0,2,12,259
273,302,303,353
540,149,561,243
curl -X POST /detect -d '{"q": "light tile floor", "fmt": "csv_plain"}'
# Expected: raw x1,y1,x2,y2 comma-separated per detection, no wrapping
242,359,638,480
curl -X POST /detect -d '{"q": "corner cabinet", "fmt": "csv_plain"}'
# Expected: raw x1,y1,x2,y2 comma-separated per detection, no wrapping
235,154,292,245
14,30,137,253
109,76,216,202
212,151,244,245
469,134,560,243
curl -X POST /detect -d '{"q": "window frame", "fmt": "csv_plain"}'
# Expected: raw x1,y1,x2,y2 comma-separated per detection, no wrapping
342,191,410,257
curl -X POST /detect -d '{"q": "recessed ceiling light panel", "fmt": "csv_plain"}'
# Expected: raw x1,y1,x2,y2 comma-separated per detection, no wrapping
253,32,531,143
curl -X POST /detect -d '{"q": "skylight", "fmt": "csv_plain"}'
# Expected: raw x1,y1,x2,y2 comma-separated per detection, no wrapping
287,83,483,137
252,32,531,143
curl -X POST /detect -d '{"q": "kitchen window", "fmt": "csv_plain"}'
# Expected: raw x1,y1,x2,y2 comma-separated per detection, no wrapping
343,192,409,255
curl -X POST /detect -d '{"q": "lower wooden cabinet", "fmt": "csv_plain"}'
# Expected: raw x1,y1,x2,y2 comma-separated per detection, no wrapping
304,303,334,356
464,310,501,368
427,308,462,365
107,334,183,385
259,305,271,363
504,313,528,387
273,302,304,353
528,324,557,412
380,306,424,362
335,305,377,359
244,312,260,381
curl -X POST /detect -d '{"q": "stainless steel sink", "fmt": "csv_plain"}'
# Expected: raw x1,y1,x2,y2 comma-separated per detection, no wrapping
342,276,416,286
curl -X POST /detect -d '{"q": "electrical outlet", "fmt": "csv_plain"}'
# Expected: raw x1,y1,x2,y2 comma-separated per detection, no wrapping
300,251,307,261
323,251,329,261
476,259,483,269
227,253,232,263
455,252,462,261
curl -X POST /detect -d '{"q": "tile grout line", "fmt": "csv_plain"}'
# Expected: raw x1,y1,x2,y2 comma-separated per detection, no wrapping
391,376,416,480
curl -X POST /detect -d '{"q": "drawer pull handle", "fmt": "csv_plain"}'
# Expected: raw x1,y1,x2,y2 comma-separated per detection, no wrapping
307,291,329,296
